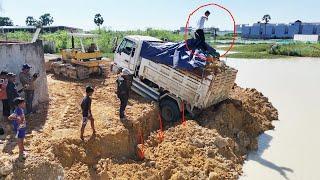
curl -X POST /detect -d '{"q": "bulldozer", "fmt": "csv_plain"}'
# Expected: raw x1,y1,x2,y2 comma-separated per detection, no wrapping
51,33,109,80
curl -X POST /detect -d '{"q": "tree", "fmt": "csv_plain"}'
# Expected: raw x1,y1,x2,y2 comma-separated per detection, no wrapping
25,16,37,26
0,17,13,26
262,14,271,39
94,13,104,32
39,13,54,26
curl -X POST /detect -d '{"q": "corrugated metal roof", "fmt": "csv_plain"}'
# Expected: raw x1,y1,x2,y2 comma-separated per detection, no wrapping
0,25,82,30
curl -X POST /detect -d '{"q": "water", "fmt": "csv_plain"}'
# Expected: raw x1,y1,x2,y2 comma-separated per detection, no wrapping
224,57,320,180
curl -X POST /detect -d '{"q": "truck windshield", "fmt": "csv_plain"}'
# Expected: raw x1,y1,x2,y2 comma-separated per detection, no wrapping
118,39,135,56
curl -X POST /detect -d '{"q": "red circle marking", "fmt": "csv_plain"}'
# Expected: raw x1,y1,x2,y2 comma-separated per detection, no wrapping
184,3,237,60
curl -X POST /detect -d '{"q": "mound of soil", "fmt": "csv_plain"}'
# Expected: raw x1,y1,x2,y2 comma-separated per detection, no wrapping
94,86,278,180
1,155,63,180
0,74,278,180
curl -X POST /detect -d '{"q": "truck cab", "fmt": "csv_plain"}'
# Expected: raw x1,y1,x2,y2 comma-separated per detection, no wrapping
113,35,162,74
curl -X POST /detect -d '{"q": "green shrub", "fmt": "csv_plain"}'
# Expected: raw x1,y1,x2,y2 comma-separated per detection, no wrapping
0,31,32,42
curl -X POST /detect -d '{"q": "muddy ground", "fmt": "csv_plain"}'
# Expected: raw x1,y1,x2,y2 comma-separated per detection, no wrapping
0,74,278,180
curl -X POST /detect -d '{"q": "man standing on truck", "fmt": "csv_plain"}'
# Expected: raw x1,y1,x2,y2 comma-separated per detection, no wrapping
116,68,132,121
195,10,211,51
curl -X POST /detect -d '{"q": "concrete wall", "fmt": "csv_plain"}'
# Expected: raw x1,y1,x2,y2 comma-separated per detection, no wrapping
294,34,320,42
0,40,49,114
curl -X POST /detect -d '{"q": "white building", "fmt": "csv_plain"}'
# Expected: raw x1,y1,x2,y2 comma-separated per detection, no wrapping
241,20,320,39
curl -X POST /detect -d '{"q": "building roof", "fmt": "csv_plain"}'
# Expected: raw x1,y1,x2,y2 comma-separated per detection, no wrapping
0,25,82,31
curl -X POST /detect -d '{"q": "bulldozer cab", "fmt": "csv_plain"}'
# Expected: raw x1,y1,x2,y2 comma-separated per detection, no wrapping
61,33,102,61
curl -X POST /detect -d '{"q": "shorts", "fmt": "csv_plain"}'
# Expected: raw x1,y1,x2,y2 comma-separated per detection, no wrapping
14,128,26,139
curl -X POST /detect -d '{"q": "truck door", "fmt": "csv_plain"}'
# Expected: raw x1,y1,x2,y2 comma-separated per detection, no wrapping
114,38,136,71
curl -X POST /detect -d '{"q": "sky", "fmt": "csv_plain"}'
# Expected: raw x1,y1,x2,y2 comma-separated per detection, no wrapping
0,0,319,31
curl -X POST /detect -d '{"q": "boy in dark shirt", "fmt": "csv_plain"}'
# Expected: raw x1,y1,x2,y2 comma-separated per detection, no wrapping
80,86,95,140
8,97,27,160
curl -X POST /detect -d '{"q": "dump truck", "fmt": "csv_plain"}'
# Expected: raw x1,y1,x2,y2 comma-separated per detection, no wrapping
112,35,237,122
51,33,109,80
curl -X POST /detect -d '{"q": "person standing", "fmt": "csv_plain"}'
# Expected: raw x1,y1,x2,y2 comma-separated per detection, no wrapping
19,64,39,115
195,10,211,51
80,85,96,141
6,73,19,113
116,68,132,121
0,71,10,119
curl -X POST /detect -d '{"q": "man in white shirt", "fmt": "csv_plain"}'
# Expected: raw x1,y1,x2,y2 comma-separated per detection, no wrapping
195,10,211,51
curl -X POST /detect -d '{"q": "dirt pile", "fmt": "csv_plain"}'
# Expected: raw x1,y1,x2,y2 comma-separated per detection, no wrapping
0,155,63,180
96,121,243,179
0,74,159,179
0,74,278,180
199,86,278,154
93,86,278,179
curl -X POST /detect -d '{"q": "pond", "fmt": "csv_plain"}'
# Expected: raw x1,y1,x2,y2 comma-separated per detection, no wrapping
225,57,320,180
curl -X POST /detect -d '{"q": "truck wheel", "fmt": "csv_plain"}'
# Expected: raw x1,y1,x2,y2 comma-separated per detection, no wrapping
160,99,180,122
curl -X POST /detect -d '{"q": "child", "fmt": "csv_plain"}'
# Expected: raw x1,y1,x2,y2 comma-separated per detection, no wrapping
80,85,96,140
8,97,27,160
0,71,10,119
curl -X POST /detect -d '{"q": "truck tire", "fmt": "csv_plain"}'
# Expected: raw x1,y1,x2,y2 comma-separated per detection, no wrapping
160,99,180,122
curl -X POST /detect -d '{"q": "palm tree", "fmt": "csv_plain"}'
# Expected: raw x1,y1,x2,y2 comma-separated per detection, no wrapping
262,14,271,39
94,13,104,33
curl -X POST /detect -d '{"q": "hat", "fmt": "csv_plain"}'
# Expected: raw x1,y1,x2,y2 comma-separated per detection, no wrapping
22,64,32,70
7,72,16,77
122,68,131,76
0,70,8,76
13,97,25,105
86,85,94,93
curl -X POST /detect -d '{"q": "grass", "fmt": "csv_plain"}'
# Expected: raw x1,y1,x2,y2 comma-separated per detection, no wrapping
219,43,320,59
223,44,271,52
270,43,320,57
226,52,286,59
102,52,114,59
